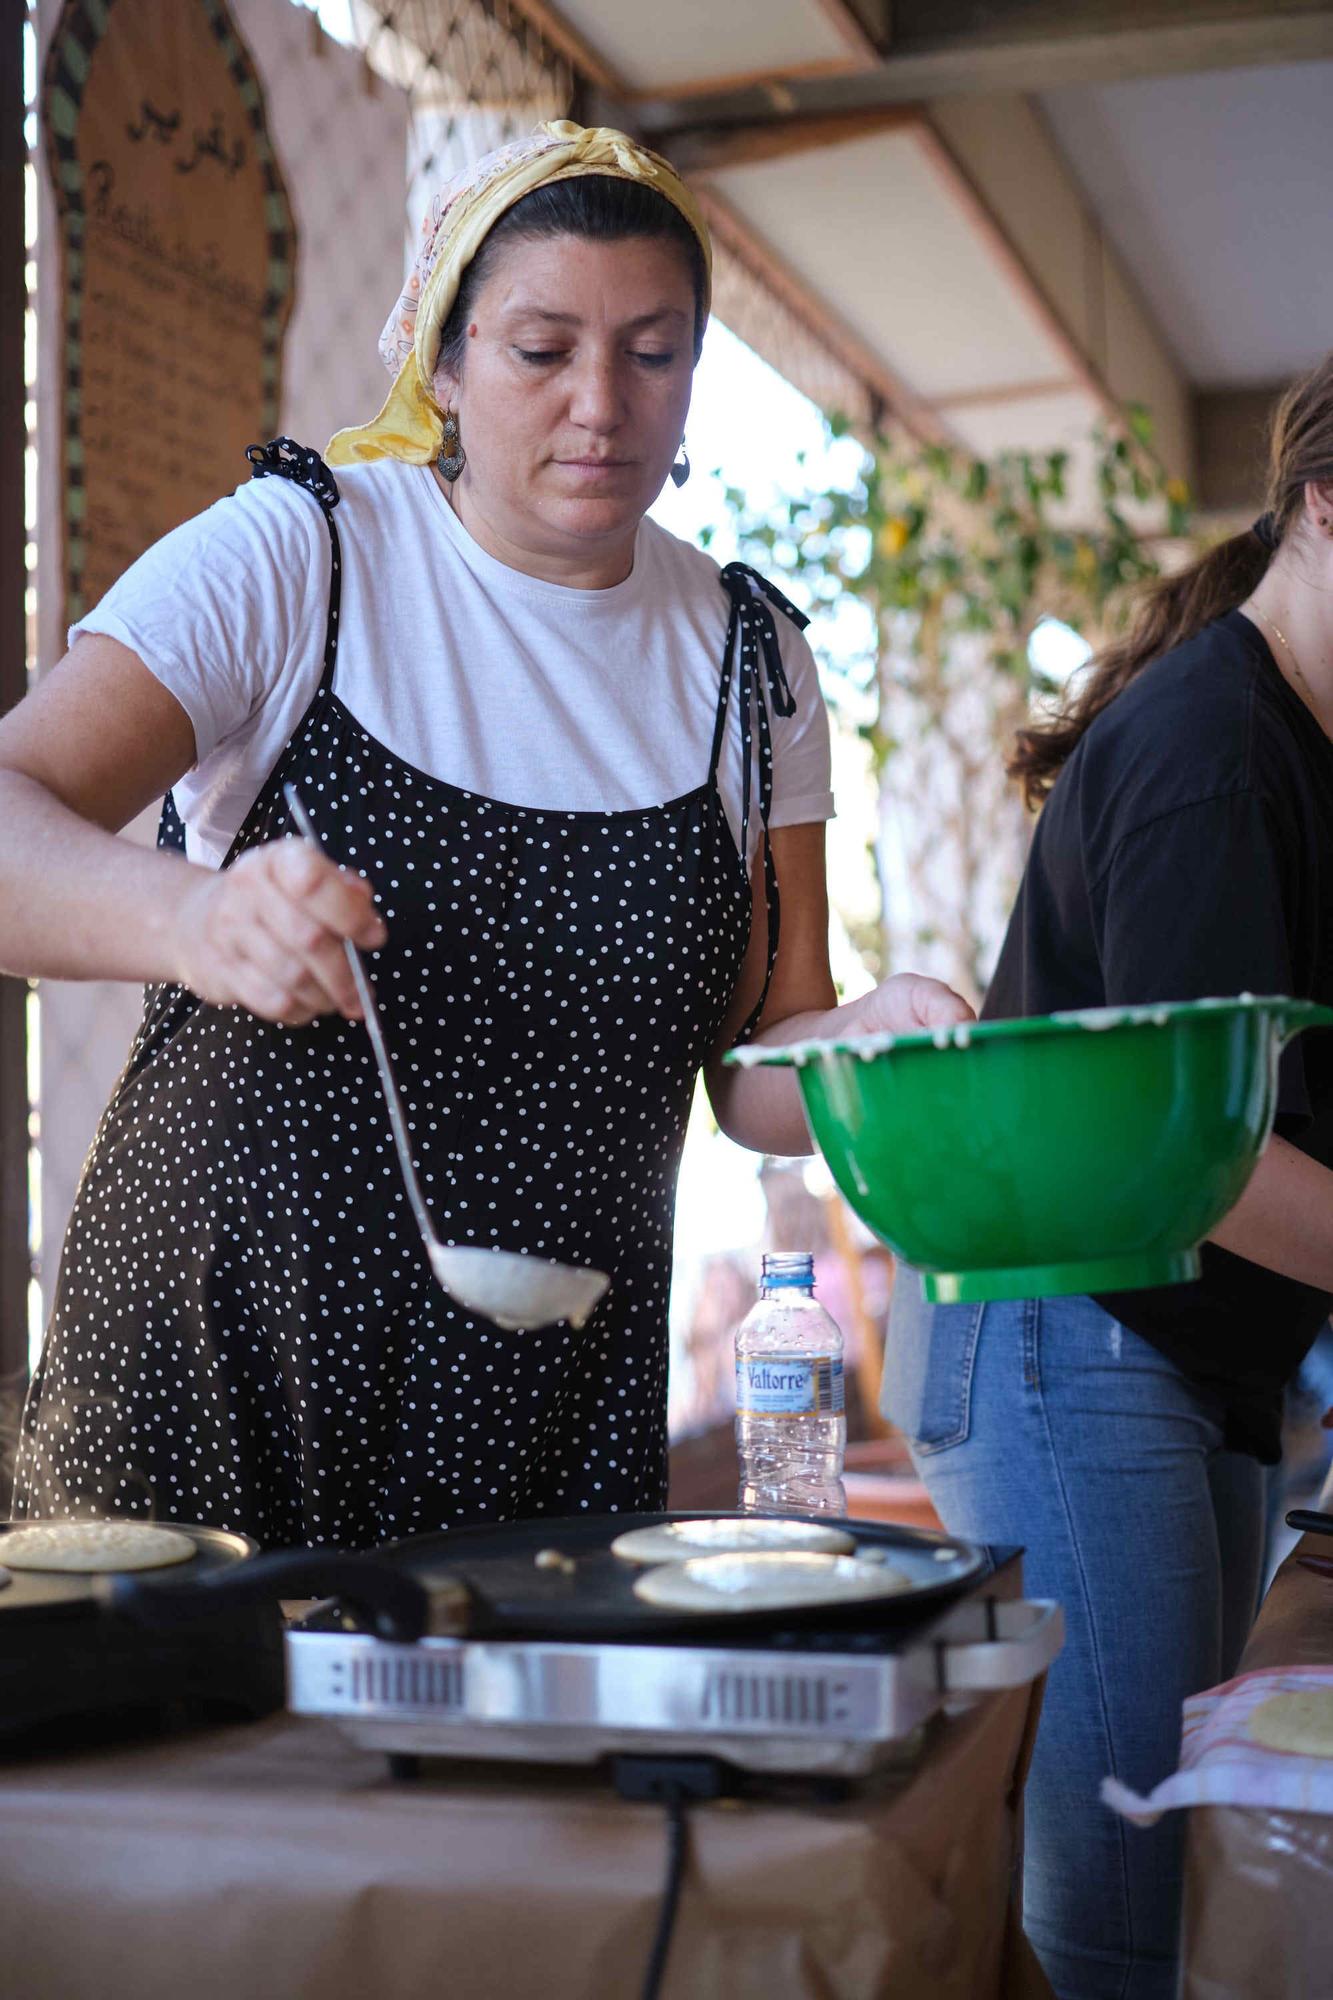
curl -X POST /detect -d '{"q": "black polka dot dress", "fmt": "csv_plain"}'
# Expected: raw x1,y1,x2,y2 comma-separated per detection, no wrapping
16,443,805,1549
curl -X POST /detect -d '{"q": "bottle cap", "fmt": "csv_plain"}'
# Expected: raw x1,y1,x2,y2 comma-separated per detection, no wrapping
760,1251,815,1290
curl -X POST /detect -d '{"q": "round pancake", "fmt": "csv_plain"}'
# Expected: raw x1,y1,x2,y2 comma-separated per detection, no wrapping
1247,1688,1333,1757
0,1521,198,1573
632,1548,912,1614
611,1518,855,1566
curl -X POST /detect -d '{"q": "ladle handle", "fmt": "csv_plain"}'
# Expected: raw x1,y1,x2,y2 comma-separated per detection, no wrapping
102,1548,443,1642
1285,1508,1333,1539
283,785,439,1252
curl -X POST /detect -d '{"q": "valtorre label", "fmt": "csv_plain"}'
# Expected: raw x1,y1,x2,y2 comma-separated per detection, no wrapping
735,1356,846,1419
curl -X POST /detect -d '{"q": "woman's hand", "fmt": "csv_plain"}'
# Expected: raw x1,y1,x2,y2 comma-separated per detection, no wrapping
835,971,976,1038
709,963,977,1157
705,820,979,1154
174,839,388,1025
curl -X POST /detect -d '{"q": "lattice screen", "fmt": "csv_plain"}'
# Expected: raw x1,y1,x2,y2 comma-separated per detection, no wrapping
708,231,875,435
348,0,570,233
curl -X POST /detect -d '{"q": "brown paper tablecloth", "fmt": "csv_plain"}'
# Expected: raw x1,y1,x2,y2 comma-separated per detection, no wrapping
2,1685,1053,2000
1181,1532,1333,2000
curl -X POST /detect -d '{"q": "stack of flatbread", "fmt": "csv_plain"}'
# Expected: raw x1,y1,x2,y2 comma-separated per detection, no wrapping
613,1517,912,1615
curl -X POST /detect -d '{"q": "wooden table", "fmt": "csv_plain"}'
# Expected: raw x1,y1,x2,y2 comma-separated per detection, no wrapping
3,1682,1053,2000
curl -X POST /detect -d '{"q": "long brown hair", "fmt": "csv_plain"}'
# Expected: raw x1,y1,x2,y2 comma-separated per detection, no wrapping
1009,351,1333,808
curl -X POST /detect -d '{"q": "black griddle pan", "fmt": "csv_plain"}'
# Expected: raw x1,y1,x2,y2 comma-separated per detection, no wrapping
106,1511,987,1645
0,1522,256,1623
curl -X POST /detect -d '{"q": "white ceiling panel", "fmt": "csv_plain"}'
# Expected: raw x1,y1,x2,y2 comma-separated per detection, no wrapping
706,129,1068,404
1041,62,1333,388
552,0,861,93
941,389,1101,460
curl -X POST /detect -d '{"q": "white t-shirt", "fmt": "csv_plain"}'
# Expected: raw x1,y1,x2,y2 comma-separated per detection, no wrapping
74,459,835,869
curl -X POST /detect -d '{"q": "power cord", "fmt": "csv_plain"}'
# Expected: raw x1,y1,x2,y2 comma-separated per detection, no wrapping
641,1788,688,2000
610,1755,726,2000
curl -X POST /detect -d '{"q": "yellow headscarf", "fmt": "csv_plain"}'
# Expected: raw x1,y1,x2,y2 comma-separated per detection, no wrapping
326,121,712,470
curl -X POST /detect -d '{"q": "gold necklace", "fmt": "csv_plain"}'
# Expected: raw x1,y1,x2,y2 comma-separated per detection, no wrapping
1249,601,1309,688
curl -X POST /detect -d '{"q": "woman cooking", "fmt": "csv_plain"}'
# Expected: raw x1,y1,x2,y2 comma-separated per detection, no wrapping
885,352,1333,2000
4,122,967,1547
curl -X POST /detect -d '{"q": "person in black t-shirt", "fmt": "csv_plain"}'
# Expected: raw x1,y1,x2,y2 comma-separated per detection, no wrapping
882,352,1333,2000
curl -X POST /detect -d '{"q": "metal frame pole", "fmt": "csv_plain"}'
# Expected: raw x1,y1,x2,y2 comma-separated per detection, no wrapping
1,6,33,1459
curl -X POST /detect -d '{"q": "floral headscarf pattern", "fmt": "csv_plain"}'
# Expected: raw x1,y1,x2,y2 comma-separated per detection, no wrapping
326,121,711,470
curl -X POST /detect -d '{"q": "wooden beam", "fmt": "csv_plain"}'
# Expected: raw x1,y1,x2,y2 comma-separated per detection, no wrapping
696,183,950,445
932,376,1079,412
627,58,872,105
500,0,629,99
0,1,30,1446
635,3,1333,125
664,104,922,176
812,0,883,66
506,0,881,105
909,118,1121,428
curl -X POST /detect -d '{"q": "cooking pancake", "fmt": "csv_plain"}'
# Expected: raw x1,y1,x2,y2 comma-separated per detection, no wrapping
0,1521,198,1573
611,1518,856,1566
632,1548,913,1614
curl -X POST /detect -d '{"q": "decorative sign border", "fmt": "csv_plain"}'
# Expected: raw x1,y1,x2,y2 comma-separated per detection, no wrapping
42,0,297,620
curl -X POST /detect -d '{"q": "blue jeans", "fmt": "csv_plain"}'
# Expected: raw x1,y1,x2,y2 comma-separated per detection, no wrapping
883,1284,1265,2000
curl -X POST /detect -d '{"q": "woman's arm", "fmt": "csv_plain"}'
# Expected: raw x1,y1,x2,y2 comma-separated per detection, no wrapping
1210,1136,1333,1290
704,824,971,1155
1092,793,1333,1289
0,634,385,1022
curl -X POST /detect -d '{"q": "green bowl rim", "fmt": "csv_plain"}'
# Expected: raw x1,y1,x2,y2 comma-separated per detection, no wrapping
724,993,1333,1069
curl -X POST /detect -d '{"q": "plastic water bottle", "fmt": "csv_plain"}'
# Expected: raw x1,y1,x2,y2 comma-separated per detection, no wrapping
734,1252,847,1515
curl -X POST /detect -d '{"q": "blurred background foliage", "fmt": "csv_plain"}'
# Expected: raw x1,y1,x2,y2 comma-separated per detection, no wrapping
708,411,1193,1001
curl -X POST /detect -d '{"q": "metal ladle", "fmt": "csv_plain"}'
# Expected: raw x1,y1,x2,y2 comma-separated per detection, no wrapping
284,787,610,1332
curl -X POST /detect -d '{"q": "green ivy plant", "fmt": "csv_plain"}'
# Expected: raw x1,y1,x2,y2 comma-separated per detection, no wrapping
708,409,1192,998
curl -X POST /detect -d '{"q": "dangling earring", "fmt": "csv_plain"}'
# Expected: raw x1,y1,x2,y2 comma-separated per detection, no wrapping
437,411,466,482
670,446,690,490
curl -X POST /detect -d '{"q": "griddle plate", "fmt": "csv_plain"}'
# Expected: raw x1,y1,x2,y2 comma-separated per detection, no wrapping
368,1511,989,1644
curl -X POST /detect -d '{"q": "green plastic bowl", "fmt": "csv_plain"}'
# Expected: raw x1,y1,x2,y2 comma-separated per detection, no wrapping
726,996,1333,1302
